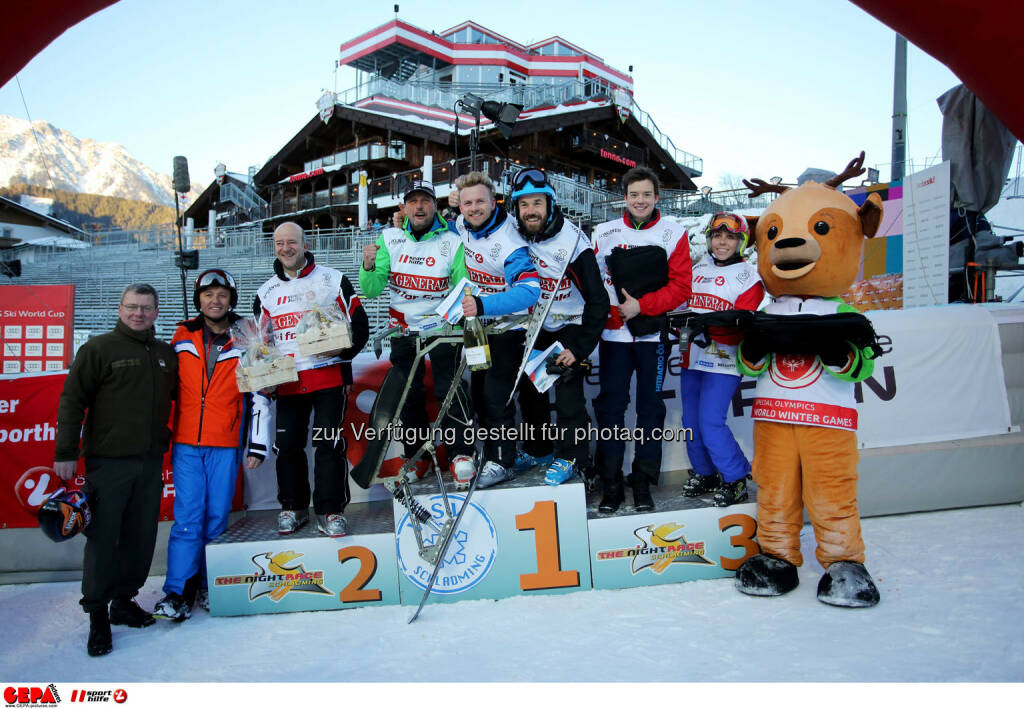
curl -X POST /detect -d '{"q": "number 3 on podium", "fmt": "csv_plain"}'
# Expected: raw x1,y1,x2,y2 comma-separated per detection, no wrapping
515,500,580,591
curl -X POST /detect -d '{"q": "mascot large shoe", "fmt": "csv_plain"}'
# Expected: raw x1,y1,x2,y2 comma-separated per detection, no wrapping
735,152,885,608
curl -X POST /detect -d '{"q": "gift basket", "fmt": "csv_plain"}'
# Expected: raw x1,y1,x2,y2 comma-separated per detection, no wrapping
231,316,298,392
295,301,352,357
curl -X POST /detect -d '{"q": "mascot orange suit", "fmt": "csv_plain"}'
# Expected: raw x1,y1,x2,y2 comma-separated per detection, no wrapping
736,152,884,608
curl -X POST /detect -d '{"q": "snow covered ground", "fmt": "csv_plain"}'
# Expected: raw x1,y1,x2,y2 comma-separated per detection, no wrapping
2,504,1022,685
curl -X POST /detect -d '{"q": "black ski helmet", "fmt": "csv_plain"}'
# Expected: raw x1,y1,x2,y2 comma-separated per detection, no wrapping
38,489,91,543
193,268,238,311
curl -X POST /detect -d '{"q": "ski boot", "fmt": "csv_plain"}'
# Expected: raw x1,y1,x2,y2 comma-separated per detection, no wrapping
713,476,749,507
477,461,512,489
682,471,720,497
512,450,554,474
544,458,578,486
153,592,192,622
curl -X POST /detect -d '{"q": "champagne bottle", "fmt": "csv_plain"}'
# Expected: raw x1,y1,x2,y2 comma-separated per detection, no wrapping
463,286,491,371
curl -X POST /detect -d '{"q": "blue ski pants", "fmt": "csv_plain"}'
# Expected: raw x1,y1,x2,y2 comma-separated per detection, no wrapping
680,367,750,483
163,443,241,595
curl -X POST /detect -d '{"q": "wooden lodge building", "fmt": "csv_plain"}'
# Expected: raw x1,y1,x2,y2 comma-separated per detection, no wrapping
186,19,703,234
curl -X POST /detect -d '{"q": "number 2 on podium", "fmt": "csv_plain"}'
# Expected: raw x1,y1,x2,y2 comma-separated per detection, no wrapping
337,546,382,603
515,500,580,591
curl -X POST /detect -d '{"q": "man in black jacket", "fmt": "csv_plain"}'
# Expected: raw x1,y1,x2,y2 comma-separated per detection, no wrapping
478,168,607,488
54,283,177,657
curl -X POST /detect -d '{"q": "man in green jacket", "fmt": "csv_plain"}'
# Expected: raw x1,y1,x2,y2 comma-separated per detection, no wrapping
54,283,177,657
360,181,476,485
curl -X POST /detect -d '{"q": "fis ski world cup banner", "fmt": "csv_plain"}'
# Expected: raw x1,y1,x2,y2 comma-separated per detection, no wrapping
0,284,74,374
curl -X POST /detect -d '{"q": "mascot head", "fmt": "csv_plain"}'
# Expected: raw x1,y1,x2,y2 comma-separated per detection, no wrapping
744,152,884,298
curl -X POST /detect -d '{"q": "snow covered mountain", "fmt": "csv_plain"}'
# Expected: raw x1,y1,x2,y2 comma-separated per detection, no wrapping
0,114,200,206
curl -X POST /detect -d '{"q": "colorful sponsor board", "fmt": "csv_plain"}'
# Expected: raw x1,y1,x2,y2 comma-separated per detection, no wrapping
393,482,592,605
588,502,758,590
205,532,400,615
0,285,74,374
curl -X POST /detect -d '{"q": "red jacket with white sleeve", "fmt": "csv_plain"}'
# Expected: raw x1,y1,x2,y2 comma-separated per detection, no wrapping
592,209,692,343
252,252,369,396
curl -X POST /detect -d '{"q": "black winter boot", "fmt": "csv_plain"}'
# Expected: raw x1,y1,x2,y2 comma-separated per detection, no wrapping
596,453,625,513
628,462,657,513
87,607,112,657
109,597,155,628
630,479,654,513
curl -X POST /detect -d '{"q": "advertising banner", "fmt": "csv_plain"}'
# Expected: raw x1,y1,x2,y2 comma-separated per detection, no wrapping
0,371,242,529
720,304,1014,455
588,502,758,590
0,372,83,528
205,532,400,615
0,284,74,374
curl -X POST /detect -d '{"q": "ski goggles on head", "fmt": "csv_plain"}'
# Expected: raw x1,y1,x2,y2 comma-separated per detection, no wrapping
511,168,556,204
195,268,236,291
512,168,548,192
705,212,748,237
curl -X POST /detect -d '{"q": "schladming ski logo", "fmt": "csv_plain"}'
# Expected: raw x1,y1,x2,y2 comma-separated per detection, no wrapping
396,493,497,595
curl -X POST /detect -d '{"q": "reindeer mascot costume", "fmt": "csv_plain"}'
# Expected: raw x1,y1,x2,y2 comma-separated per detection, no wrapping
735,152,884,608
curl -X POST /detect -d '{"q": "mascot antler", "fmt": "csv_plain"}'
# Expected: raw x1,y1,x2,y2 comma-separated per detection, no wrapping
825,151,867,188
743,178,789,199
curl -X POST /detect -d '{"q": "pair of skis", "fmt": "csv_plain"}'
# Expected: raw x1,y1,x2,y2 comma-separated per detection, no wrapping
506,226,585,406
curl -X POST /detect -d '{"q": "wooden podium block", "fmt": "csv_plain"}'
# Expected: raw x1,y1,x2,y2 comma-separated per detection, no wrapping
393,469,593,606
205,501,400,616
586,480,759,590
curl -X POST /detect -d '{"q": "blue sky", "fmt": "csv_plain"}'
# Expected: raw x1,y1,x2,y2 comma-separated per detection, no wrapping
0,0,963,191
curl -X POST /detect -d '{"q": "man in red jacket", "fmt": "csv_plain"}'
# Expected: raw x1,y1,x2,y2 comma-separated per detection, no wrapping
153,269,266,622
592,167,693,513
